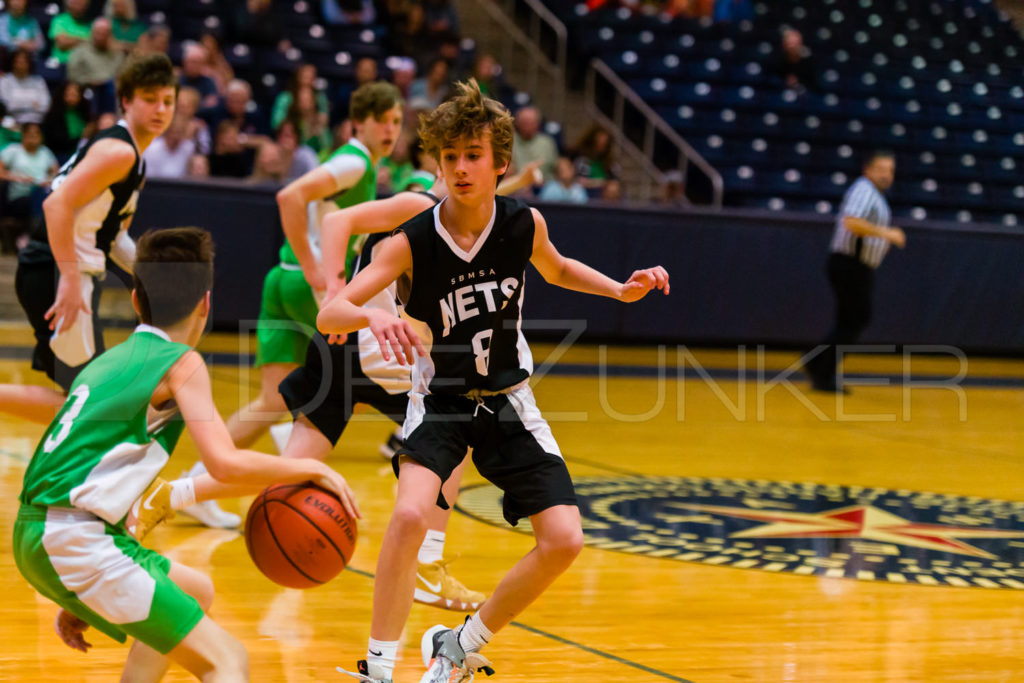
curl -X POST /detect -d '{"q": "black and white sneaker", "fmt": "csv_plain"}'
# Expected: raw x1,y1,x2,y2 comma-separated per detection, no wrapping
419,623,494,683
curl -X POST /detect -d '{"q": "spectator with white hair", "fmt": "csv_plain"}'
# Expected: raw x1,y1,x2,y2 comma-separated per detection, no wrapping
511,105,559,183
179,42,219,108
67,18,125,113
202,78,268,137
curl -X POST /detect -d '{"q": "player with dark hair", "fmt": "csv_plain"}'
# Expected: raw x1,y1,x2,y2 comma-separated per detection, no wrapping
13,227,356,681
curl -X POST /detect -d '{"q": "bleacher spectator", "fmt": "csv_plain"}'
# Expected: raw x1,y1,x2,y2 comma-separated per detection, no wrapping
134,24,170,57
275,118,319,181
209,119,253,178
322,0,376,26
392,1,431,66
321,117,352,161
143,116,195,178
512,105,558,183
41,81,95,160
471,53,504,99
179,42,219,108
248,140,287,184
390,57,416,100
408,57,449,111
660,170,688,207
601,178,623,203
105,0,147,48
67,18,125,112
48,0,92,64
202,78,267,138
0,0,44,56
271,63,329,133
713,0,753,23
773,28,816,92
0,122,57,252
199,33,234,95
288,84,330,155
0,49,51,125
186,152,209,178
539,156,588,204
571,123,619,192
175,86,211,155
336,57,378,116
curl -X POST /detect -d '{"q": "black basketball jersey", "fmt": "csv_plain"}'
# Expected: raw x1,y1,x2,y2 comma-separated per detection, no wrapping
21,121,145,272
398,195,536,395
352,191,441,278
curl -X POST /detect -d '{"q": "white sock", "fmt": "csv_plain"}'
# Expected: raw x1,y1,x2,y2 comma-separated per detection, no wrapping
270,422,293,454
169,478,196,511
456,613,492,654
418,529,446,564
366,638,398,678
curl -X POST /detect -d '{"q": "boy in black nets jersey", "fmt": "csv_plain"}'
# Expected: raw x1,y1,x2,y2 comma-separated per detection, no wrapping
321,80,669,683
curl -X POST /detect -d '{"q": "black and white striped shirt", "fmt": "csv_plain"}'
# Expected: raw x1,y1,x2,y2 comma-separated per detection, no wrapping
829,176,892,269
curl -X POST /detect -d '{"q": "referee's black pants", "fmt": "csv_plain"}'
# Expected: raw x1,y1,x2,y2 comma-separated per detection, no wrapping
806,253,874,388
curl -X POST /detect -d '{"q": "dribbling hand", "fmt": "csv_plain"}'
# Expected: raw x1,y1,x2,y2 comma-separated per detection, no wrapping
312,463,361,521
54,609,92,653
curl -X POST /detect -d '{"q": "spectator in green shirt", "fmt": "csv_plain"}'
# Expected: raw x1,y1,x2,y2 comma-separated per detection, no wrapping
0,0,45,55
105,0,147,47
48,0,92,64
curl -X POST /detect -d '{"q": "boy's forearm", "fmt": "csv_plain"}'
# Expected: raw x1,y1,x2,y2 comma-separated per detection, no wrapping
205,448,319,486
278,191,318,271
43,198,79,276
317,298,371,335
552,258,623,299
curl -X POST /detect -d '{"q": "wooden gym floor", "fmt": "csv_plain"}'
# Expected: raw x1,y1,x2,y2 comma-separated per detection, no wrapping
1,324,1023,682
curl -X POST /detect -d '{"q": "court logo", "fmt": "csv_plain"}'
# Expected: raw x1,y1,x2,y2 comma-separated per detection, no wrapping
455,477,1024,589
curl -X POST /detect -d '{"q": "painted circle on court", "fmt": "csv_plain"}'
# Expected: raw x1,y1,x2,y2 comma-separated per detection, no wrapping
455,476,1024,589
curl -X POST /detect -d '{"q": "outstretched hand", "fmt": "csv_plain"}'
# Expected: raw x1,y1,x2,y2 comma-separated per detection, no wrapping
618,266,670,302
54,609,92,653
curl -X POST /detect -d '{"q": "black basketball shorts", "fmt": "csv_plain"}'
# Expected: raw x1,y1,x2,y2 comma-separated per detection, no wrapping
278,333,410,446
394,383,578,526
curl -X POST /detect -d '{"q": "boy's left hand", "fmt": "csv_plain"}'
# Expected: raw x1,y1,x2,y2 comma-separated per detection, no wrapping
619,266,670,302
54,609,92,653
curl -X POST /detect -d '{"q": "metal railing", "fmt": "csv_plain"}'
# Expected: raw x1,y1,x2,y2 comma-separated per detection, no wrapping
585,59,724,207
495,0,568,120
463,0,566,122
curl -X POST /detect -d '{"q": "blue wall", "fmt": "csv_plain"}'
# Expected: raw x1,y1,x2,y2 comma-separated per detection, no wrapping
134,179,1024,352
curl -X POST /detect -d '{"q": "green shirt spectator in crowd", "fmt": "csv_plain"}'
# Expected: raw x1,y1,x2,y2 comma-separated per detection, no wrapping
49,0,92,64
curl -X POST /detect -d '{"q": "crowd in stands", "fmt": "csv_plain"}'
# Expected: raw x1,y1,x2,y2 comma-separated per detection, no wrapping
0,0,641,253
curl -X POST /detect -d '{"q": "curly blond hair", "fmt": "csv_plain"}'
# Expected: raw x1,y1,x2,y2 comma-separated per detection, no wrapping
418,79,514,168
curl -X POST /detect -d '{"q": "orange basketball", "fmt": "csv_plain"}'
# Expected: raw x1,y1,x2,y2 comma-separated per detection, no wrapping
244,482,358,589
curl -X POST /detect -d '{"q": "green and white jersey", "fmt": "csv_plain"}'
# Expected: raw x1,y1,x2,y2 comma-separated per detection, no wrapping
279,138,377,277
19,325,190,526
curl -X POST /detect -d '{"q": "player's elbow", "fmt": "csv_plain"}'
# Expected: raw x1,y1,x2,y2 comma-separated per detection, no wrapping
276,185,299,210
202,454,244,484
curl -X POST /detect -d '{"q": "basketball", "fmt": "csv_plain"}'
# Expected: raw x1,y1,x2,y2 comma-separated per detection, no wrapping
244,482,358,589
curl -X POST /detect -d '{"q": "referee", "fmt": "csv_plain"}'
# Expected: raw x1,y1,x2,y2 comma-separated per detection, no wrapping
804,150,906,393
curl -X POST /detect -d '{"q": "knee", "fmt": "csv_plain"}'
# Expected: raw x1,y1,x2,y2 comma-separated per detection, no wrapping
537,526,584,568
389,502,430,540
191,574,215,613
